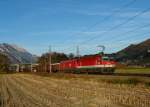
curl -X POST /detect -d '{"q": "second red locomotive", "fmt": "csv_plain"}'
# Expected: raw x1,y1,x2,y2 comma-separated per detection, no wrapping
52,54,116,73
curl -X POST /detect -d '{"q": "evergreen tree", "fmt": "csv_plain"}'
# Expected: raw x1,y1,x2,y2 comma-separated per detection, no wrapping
0,54,10,72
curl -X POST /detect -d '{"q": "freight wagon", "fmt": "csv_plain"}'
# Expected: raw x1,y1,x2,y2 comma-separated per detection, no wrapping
52,54,116,74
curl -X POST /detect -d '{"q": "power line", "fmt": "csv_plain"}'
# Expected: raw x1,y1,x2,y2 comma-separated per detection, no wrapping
115,32,150,44
95,23,150,44
80,7,150,45
74,0,137,34
110,35,150,52
79,24,150,54
62,6,150,53
82,31,150,54
61,7,150,53
58,0,137,52
58,1,150,56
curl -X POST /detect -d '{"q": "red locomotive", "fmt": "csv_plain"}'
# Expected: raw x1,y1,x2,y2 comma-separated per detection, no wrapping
52,54,116,73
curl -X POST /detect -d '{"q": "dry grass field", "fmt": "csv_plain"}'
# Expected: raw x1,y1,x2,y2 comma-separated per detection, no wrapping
0,73,150,107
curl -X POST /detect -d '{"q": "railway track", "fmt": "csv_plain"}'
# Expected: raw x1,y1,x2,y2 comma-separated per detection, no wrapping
112,73,150,77
63,72,150,77
99,73,150,77
32,71,150,79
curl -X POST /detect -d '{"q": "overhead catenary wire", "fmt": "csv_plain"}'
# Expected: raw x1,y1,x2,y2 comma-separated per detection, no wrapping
81,33,150,55
61,6,150,53
72,0,137,35
109,35,150,52
79,7,150,45
57,0,137,52
79,23,150,54
95,23,150,44
86,22,150,52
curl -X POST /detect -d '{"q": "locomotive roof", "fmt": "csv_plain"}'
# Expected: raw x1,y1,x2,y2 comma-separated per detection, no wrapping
82,54,100,58
60,54,101,63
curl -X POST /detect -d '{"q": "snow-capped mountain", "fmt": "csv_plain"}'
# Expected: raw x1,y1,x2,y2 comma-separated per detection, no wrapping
0,43,37,64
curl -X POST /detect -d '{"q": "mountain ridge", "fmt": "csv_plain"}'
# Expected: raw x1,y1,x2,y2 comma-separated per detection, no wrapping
116,39,150,66
0,43,37,64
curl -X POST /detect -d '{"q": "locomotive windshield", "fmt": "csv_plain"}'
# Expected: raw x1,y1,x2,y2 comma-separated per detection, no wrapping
102,56,109,61
102,56,115,61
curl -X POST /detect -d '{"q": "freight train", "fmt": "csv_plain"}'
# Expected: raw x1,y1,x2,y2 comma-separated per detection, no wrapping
52,54,116,73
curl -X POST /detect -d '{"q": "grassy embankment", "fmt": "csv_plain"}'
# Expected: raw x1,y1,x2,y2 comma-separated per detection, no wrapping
113,67,150,86
32,71,150,87
116,67,150,74
1,68,150,87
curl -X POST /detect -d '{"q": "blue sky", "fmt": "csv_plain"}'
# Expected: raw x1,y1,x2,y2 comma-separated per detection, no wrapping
0,0,150,55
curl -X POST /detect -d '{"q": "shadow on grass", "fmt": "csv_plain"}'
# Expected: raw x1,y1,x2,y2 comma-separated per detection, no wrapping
101,78,141,85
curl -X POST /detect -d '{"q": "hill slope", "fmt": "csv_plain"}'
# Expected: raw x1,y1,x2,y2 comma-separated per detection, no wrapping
0,43,37,64
116,39,150,65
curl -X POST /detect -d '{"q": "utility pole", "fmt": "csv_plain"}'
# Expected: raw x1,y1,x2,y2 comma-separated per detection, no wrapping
76,45,80,58
44,56,47,72
49,45,52,73
30,54,32,72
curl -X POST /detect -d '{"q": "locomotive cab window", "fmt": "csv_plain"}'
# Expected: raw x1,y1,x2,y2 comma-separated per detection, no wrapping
102,56,109,61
